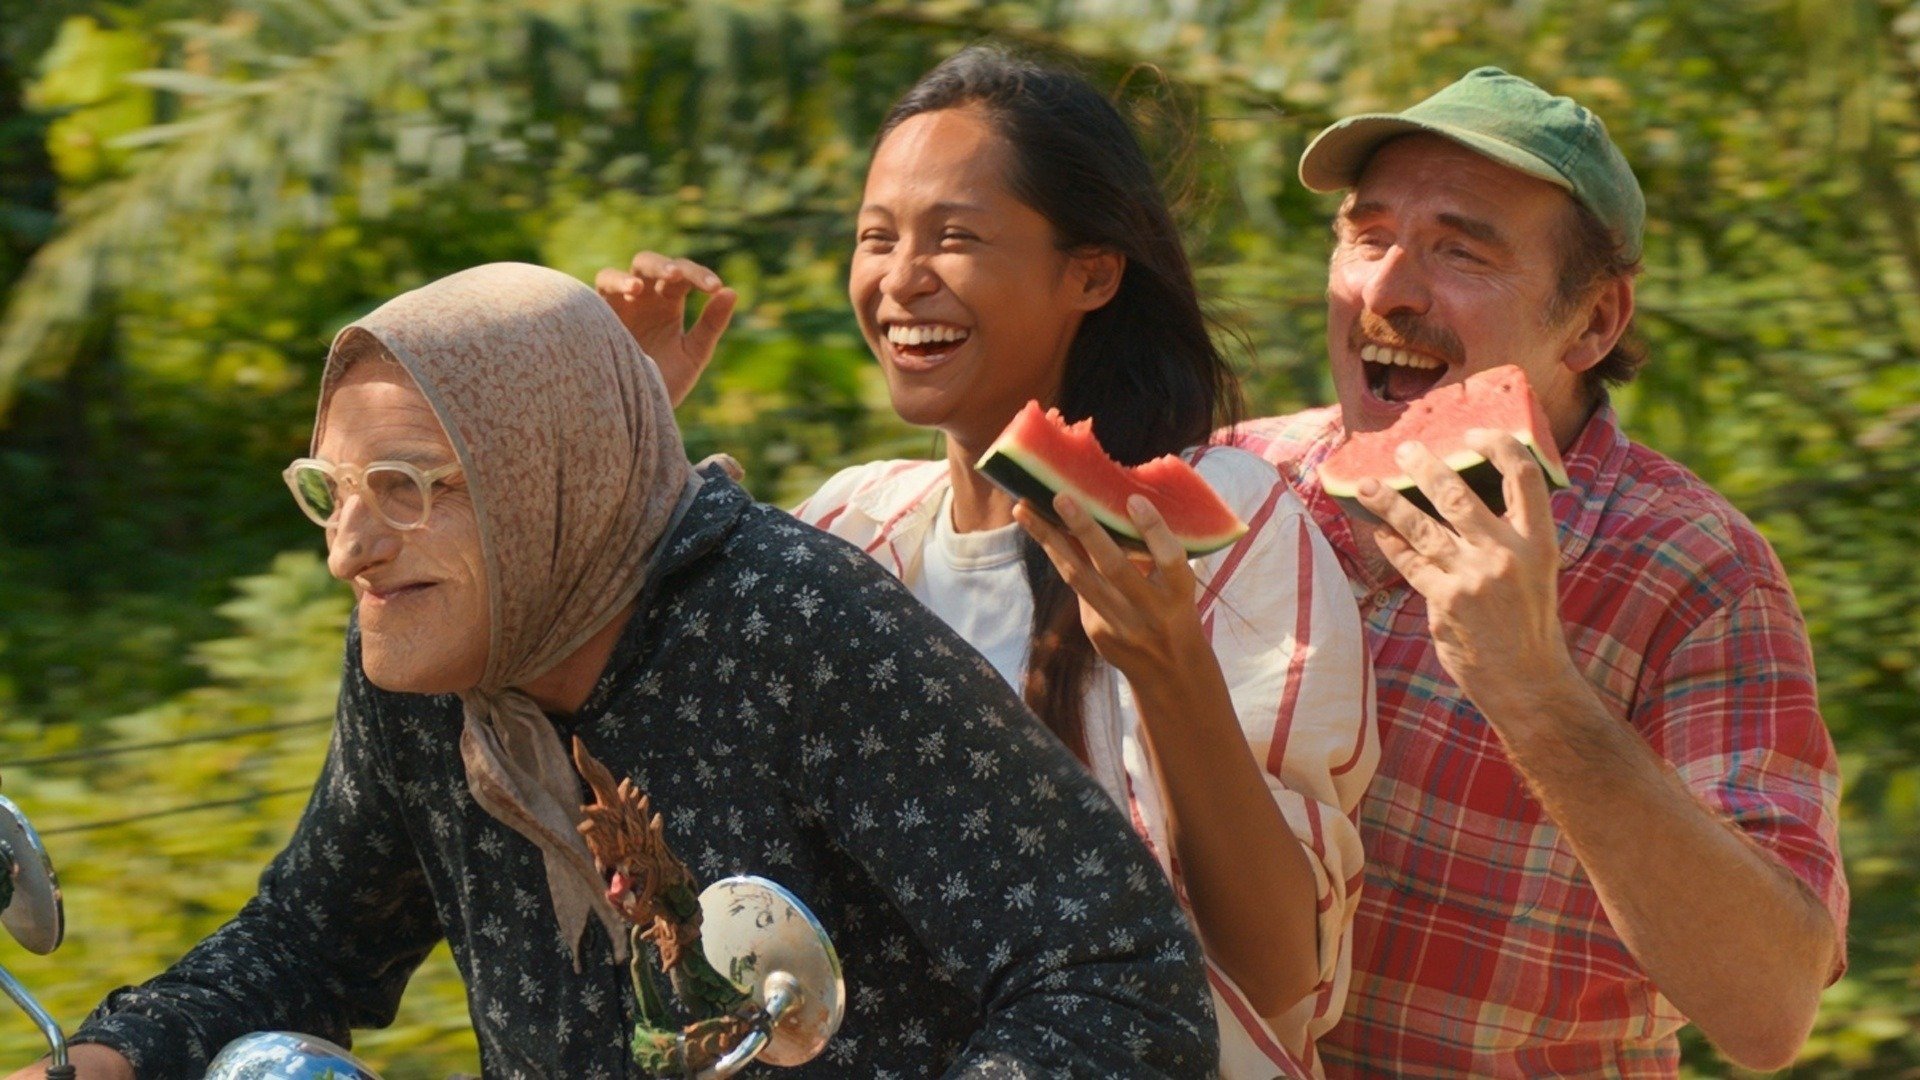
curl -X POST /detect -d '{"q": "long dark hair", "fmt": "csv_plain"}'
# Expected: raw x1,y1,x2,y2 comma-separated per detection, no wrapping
875,45,1242,760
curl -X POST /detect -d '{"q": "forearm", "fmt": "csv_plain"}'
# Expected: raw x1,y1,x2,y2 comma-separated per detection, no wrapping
69,897,384,1077
72,666,440,1077
947,985,1212,1079
1488,667,1835,1069
1129,634,1322,1017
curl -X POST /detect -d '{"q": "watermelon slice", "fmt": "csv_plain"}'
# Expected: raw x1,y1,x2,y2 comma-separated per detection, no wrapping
975,401,1248,556
1319,365,1571,521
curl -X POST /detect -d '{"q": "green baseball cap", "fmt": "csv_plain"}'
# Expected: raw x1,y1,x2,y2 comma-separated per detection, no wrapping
1299,67,1644,262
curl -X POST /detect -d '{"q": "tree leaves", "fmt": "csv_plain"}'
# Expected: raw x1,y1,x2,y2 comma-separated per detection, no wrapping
1,0,1917,1072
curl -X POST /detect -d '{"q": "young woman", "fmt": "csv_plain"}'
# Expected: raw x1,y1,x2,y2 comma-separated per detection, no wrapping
597,46,1376,1077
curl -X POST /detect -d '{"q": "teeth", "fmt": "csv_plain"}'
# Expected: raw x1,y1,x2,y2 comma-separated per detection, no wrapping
887,324,969,347
1362,343,1443,370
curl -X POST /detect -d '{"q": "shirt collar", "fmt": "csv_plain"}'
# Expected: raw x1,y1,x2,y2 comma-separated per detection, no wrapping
1553,398,1629,568
654,463,755,579
590,464,754,695
1290,398,1630,592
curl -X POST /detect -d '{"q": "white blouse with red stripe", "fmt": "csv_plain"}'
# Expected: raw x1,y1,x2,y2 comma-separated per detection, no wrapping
794,446,1379,1079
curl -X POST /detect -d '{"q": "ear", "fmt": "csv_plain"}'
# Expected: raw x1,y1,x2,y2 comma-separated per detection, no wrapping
1067,248,1126,313
1560,274,1634,375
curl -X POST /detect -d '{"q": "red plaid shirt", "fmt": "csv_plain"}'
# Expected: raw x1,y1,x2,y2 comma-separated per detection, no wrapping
1232,404,1848,1078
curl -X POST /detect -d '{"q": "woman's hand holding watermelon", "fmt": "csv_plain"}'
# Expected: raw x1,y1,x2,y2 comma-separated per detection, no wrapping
594,251,738,407
1015,487,1327,1018
1355,428,1581,721
1013,491,1209,678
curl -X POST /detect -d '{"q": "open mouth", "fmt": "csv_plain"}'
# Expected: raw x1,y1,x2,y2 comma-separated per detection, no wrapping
1361,342,1449,404
884,322,971,369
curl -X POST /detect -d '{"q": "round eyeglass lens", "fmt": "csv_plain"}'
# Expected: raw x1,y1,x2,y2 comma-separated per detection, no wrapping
292,465,338,523
365,466,428,526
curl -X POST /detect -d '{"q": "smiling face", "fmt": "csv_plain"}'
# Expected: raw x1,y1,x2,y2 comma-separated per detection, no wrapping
850,105,1116,455
1327,133,1616,446
317,362,490,694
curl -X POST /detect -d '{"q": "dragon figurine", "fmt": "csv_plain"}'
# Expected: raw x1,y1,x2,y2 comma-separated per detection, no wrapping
572,738,761,1076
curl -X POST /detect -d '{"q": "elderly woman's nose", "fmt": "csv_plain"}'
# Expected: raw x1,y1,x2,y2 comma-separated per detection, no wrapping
326,495,400,581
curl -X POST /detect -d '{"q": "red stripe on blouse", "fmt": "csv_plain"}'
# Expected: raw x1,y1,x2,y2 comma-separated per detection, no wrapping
1198,478,1289,625
1266,518,1316,774
1207,967,1315,1079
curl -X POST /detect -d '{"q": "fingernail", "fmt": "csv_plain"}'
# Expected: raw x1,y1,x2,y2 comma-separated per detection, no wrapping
1358,479,1379,497
1395,442,1418,463
705,275,721,289
1127,495,1156,519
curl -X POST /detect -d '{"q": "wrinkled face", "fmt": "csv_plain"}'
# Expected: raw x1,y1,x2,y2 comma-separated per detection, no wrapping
850,105,1101,452
316,363,489,694
1327,133,1598,440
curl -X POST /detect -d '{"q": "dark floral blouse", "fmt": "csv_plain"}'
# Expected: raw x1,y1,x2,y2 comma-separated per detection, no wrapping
72,472,1216,1078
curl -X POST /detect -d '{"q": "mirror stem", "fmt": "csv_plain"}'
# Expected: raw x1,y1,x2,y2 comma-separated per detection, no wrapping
0,961,68,1074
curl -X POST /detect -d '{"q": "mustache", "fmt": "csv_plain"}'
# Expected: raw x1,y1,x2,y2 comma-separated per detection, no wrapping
1351,310,1464,366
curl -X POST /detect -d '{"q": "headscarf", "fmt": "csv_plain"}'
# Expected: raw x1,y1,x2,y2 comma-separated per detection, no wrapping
314,262,693,966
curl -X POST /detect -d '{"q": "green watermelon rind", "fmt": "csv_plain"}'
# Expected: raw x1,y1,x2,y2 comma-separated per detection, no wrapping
976,442,1247,557
1320,436,1570,522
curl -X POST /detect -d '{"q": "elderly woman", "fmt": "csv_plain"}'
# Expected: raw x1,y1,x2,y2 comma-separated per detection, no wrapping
18,264,1213,1078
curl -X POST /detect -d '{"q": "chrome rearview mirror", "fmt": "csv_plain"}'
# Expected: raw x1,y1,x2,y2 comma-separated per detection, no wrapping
208,739,846,1080
203,1031,382,1080
690,875,844,1076
202,876,846,1080
0,790,72,1079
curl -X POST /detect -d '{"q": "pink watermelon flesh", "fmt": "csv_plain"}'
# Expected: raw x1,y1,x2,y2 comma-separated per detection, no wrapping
975,402,1248,556
1319,365,1570,522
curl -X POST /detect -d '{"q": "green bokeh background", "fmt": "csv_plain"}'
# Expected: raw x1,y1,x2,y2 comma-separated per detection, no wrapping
0,0,1914,1075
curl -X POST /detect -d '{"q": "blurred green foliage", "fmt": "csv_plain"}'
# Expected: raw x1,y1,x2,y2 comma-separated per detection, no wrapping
0,0,1914,1075
0,552,478,1072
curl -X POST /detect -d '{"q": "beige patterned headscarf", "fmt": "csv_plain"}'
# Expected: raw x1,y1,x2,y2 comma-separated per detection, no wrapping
316,262,693,966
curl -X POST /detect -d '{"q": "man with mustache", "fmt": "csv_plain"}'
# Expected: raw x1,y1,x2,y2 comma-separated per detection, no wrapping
1234,69,1848,1075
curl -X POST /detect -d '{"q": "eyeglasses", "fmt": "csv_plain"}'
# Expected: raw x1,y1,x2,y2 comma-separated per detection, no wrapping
283,457,462,531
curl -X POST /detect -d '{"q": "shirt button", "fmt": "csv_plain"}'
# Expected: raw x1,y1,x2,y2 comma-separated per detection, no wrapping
1367,590,1392,612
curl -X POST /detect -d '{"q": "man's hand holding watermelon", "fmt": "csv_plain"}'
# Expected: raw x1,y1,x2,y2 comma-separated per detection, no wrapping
1354,429,1570,710
1233,67,1848,1075
1354,417,1838,1069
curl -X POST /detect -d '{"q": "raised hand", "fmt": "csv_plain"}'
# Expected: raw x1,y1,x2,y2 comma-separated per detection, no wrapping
594,252,738,407
1354,429,1575,721
1012,492,1207,680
